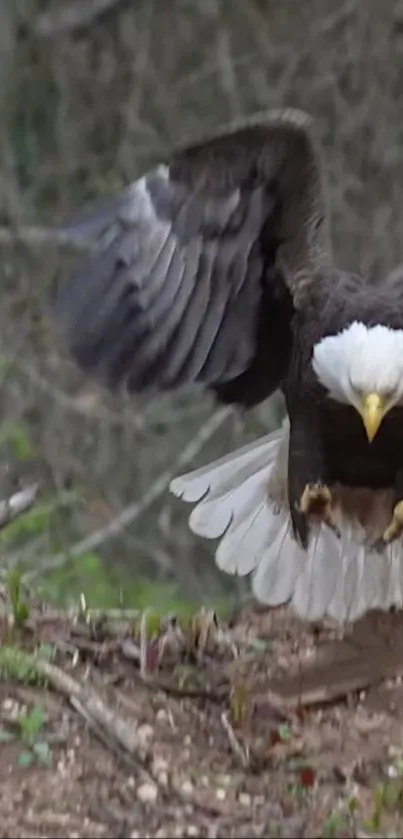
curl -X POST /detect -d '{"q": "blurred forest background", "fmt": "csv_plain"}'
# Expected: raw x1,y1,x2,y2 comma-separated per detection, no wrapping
0,0,402,615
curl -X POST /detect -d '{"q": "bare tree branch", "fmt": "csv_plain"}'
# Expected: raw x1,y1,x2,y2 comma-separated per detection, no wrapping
0,225,92,251
0,484,39,531
0,2,19,222
16,360,147,433
23,407,233,581
33,0,128,39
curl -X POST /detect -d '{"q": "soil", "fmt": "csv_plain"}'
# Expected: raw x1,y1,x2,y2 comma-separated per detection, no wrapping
2,596,403,838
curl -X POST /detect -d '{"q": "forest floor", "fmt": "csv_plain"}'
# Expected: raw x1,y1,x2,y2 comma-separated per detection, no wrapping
2,592,403,838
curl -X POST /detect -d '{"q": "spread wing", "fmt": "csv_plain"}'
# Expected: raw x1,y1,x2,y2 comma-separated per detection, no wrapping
54,108,333,404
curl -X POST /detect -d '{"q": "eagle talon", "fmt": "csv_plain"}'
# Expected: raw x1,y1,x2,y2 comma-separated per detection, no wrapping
299,482,340,537
382,500,403,545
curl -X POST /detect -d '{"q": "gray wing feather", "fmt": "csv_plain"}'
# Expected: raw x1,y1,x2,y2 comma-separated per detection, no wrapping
54,109,332,394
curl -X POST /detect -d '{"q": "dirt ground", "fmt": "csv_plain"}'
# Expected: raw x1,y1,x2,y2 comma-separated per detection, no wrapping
2,597,403,838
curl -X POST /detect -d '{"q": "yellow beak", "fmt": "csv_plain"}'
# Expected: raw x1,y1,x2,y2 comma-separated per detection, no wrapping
360,392,386,443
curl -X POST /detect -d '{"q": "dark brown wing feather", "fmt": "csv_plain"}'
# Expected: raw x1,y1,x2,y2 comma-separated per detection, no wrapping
54,108,332,405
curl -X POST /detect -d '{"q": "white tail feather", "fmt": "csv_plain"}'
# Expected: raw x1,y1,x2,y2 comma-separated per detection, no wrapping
170,418,403,623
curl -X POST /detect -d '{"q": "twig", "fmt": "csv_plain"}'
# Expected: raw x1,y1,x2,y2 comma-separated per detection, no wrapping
220,711,250,768
139,609,150,678
24,406,233,582
73,607,142,623
214,10,242,119
0,484,39,530
313,0,356,35
33,0,128,38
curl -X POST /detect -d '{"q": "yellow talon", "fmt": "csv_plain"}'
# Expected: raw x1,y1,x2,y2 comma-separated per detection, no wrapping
299,482,340,537
382,499,403,544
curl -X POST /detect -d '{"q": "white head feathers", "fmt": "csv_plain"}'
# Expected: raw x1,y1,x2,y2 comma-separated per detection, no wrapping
312,321,403,408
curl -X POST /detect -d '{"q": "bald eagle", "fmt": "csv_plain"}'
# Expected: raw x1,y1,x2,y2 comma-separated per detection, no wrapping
54,108,403,624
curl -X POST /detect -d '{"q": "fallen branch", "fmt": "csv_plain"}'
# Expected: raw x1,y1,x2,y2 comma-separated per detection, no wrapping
31,654,226,812
35,656,151,764
265,633,403,710
24,406,233,581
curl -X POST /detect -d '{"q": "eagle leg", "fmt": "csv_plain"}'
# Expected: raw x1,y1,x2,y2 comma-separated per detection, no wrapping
286,410,334,548
382,499,403,545
298,482,340,538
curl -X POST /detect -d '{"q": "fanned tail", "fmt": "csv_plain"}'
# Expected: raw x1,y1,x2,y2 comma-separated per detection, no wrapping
170,418,403,623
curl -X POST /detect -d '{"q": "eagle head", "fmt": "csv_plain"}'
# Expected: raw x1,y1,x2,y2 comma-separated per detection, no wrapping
312,321,403,441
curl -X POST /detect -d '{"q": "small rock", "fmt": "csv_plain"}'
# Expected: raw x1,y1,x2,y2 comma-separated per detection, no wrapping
187,826,199,837
153,756,169,774
239,792,251,807
152,755,169,786
137,782,158,803
181,779,194,796
156,708,168,722
137,723,154,746
2,698,22,719
216,788,226,800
